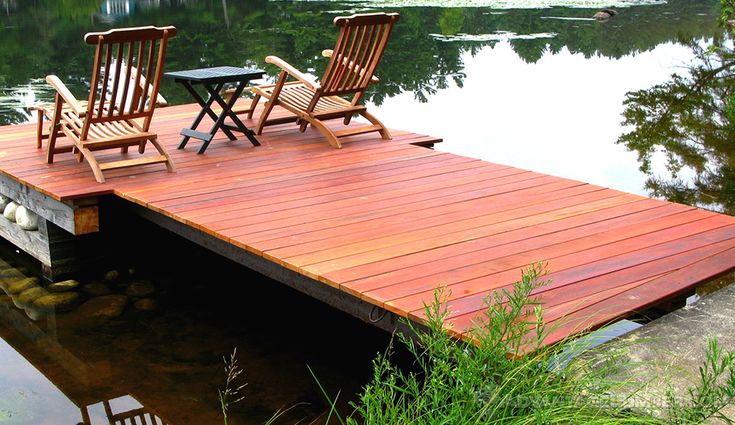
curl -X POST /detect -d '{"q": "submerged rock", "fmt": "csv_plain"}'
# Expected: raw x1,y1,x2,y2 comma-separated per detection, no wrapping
133,298,158,312
76,295,127,319
14,286,47,307
0,268,26,291
126,280,155,297
104,270,120,282
0,267,25,280
6,277,40,295
33,292,80,312
3,201,19,222
15,206,38,231
47,279,80,293
82,282,112,296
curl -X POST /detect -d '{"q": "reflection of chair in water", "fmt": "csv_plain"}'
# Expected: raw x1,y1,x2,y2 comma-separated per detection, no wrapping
249,12,399,148
102,398,170,425
38,26,176,183
78,396,170,425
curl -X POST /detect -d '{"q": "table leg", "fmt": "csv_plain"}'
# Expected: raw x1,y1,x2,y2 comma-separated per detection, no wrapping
195,83,231,153
208,82,261,147
177,81,236,150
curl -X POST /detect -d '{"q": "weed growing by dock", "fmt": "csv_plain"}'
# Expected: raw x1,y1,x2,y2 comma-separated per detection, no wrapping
343,264,735,424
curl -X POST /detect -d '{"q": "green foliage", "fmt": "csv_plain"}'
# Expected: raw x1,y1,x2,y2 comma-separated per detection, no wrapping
346,264,643,424
722,0,735,26
341,264,735,425
667,338,735,424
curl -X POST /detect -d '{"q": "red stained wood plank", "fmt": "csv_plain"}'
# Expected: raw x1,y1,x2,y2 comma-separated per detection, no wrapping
295,192,644,278
347,207,708,300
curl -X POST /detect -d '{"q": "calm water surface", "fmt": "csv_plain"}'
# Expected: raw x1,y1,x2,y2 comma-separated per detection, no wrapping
0,0,730,423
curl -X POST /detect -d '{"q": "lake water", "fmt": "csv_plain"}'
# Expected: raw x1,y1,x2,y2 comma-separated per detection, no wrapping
0,0,730,423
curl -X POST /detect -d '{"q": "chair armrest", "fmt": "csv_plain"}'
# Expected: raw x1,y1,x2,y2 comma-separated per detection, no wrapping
265,55,319,90
45,75,85,114
319,50,379,84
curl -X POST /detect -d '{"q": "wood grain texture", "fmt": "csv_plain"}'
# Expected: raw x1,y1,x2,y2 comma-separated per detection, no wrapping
1,100,734,346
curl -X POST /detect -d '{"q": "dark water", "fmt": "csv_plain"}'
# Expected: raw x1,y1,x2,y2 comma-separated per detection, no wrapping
0,216,392,424
0,0,732,423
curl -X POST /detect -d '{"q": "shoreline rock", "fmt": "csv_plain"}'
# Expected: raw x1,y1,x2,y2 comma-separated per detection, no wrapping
3,201,19,222
15,206,39,231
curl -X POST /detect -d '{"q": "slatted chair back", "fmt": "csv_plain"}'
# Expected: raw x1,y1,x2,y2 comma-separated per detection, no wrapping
103,400,169,425
319,12,399,98
81,26,176,140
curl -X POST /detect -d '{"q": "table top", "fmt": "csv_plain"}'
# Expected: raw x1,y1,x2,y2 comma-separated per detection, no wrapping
164,66,265,83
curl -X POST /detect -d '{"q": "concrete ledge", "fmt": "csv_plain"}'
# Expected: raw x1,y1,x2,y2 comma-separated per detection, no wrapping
584,282,735,417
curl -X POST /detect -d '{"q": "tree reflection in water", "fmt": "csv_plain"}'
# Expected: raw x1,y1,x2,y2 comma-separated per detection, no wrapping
618,22,735,214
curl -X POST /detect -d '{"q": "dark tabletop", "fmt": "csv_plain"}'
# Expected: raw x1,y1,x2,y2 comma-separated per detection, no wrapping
164,66,265,84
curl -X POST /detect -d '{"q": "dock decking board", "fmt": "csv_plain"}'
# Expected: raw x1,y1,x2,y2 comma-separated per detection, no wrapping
1,101,734,345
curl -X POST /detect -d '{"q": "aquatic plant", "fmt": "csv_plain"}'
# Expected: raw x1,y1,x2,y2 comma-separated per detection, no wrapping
218,348,247,425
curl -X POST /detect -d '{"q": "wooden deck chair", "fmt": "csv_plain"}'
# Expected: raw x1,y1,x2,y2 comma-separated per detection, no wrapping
41,26,176,183
35,66,168,150
249,12,399,148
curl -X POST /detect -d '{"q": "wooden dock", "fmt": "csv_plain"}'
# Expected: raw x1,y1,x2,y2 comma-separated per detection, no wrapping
1,101,735,346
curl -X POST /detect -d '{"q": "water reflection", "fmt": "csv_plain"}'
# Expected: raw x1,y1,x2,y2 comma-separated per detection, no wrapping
0,218,391,424
0,0,722,123
618,33,735,214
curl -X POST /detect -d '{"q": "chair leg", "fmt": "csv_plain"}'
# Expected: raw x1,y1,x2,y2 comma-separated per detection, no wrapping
36,109,44,149
79,146,105,183
304,116,341,149
46,95,63,164
255,99,276,135
247,94,261,119
46,125,57,164
148,136,176,173
360,110,392,140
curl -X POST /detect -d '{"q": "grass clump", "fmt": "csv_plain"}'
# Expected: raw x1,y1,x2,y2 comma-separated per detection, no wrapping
345,263,735,425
